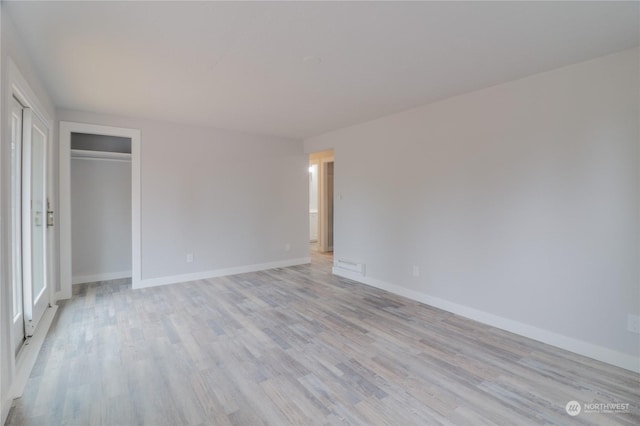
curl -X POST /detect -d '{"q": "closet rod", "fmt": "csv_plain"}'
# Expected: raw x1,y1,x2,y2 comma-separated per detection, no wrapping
70,149,131,162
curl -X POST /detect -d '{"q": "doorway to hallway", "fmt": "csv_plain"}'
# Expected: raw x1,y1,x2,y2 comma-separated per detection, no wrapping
308,150,334,255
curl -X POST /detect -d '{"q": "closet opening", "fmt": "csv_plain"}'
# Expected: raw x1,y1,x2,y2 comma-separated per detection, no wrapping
70,133,132,286
59,121,141,299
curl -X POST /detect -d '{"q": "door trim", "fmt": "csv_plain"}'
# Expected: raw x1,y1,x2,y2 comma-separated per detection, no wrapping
9,97,25,351
8,60,51,126
58,122,141,299
319,157,334,253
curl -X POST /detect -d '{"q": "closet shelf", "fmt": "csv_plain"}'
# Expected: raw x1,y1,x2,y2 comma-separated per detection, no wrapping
70,149,131,161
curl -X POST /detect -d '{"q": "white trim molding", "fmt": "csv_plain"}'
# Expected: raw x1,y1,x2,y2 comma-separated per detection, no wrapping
8,60,52,128
333,268,640,374
72,271,132,285
59,122,141,299
137,257,311,289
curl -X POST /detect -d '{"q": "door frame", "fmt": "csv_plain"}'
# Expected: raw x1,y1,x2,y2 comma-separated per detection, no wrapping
58,122,141,298
319,158,334,252
9,97,25,351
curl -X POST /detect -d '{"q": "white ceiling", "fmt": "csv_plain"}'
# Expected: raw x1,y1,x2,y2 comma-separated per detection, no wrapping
6,1,639,139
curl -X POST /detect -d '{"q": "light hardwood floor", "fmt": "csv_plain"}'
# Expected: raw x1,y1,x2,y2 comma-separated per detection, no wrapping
6,251,639,425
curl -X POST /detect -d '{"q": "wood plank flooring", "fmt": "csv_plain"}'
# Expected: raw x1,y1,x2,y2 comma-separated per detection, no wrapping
6,251,640,425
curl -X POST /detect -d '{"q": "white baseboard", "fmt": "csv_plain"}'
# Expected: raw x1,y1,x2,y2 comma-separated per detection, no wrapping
72,270,132,285
333,268,640,374
55,288,71,301
136,257,311,289
2,305,58,424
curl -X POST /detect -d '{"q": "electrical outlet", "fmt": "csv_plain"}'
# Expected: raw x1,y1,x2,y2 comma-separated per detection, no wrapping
412,265,420,277
186,253,194,263
627,314,640,334
284,243,291,252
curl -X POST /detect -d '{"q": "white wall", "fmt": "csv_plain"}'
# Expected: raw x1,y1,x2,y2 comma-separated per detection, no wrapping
58,109,309,283
71,156,132,282
305,48,640,370
0,5,57,422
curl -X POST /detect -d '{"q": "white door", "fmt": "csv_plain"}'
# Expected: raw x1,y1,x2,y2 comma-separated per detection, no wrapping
22,109,50,336
10,98,25,349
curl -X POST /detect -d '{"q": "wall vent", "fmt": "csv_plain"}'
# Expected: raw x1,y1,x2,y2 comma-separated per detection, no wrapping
334,259,365,277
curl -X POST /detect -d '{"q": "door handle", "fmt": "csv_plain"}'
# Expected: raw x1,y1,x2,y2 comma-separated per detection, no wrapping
47,199,54,227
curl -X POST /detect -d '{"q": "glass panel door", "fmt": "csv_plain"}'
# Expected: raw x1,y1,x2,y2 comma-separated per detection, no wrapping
22,109,49,336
